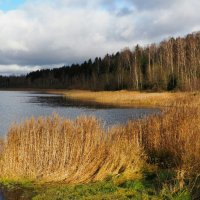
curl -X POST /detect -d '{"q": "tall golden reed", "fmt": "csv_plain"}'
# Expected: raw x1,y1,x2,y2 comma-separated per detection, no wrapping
1,115,144,183
0,94,199,184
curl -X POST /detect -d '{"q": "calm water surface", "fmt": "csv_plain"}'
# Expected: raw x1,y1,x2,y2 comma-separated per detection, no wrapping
0,91,159,136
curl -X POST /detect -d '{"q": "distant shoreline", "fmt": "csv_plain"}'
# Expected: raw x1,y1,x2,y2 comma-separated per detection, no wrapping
0,88,196,108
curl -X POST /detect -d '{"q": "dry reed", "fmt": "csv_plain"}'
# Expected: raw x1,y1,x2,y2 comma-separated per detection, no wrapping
49,89,192,107
131,105,200,173
1,115,144,183
0,94,199,185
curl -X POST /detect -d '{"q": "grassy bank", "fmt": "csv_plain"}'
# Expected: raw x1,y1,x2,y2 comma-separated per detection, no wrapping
1,169,191,200
49,90,196,107
0,93,200,199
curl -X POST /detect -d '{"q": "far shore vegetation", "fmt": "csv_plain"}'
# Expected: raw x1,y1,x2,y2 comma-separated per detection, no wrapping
49,89,197,108
0,92,199,199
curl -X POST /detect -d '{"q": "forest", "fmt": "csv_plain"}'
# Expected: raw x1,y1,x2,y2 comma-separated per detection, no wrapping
0,32,200,91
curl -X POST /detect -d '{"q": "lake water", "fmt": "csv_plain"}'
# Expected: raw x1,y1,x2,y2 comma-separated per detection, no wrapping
0,91,159,137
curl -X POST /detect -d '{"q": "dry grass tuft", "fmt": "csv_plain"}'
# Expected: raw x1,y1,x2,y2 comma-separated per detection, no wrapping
133,105,200,174
1,115,144,183
0,138,4,161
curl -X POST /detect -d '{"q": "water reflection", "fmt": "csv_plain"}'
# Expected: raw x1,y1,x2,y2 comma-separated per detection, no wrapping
0,191,5,200
0,187,34,200
0,91,159,136
28,94,115,108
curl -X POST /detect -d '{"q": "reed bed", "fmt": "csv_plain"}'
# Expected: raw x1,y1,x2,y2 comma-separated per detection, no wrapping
0,94,199,187
50,89,192,107
0,116,144,183
130,104,200,174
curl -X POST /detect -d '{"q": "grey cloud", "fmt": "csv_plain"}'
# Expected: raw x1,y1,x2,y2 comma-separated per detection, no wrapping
0,3,131,68
125,0,179,10
0,64,40,76
100,0,175,11
116,7,133,17
130,1,200,42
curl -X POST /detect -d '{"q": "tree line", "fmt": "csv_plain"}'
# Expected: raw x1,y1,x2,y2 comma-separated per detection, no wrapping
0,32,200,91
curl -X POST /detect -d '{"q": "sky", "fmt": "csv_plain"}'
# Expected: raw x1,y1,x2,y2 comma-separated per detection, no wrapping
0,0,200,75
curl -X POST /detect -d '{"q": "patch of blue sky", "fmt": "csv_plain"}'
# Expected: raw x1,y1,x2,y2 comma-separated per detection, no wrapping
115,0,130,8
101,0,134,13
0,0,26,11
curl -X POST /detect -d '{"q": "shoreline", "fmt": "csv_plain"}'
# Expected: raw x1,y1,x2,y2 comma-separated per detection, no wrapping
0,88,196,108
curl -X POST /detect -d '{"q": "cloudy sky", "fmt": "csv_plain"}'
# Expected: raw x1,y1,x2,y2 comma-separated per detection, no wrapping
0,0,200,75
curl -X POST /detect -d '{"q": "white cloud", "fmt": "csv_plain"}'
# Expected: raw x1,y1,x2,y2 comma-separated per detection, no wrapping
0,65,40,76
0,0,200,74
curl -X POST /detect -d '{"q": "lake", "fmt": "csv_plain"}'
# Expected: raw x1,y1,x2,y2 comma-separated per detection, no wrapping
0,91,158,136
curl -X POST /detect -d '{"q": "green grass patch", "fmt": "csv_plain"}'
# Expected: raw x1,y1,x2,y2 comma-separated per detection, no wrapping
0,169,191,200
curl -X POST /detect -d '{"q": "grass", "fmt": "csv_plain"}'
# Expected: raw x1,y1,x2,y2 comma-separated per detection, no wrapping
0,170,191,200
0,92,200,199
48,89,196,107
31,174,191,200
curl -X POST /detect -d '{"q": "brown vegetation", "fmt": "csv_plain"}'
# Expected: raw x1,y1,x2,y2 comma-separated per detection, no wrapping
1,115,144,183
0,94,199,192
50,89,192,107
